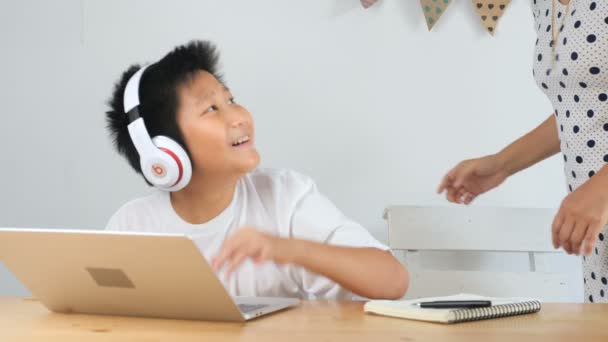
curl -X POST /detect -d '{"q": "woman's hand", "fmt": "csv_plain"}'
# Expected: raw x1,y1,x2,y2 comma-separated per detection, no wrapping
437,154,511,204
552,169,608,255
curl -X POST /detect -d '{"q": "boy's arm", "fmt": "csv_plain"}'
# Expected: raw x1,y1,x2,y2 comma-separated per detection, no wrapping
212,227,409,300
285,238,408,300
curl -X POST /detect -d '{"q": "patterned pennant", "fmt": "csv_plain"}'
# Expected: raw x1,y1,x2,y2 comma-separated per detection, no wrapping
360,0,379,9
472,0,512,36
420,0,453,31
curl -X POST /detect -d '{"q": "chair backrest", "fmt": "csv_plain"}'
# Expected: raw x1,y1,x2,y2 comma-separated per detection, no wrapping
385,206,571,302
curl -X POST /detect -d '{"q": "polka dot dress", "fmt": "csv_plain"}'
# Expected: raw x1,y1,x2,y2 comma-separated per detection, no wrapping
532,0,608,303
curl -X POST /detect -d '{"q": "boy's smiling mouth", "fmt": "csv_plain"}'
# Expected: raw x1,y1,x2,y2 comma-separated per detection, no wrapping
231,135,251,147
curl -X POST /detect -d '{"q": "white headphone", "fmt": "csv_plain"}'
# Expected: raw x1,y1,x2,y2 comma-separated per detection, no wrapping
123,65,192,191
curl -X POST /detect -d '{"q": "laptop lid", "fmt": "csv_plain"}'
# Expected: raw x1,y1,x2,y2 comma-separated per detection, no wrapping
0,228,248,321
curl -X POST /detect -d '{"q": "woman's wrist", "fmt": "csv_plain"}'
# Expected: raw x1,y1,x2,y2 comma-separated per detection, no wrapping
493,150,518,177
591,165,608,189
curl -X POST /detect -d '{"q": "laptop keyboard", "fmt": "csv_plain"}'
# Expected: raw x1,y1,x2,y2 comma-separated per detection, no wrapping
238,303,268,314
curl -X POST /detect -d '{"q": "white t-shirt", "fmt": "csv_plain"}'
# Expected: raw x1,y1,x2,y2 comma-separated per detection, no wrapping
106,168,388,300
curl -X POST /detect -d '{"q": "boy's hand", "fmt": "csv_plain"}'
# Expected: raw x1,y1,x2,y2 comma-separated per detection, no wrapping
211,227,291,277
552,170,608,256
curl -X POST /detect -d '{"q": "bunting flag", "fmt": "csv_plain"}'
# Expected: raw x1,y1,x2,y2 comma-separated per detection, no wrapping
472,0,512,36
419,0,453,31
359,0,517,36
360,0,379,9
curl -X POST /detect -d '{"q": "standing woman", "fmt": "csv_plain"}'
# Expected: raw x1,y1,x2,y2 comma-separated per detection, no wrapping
438,0,608,303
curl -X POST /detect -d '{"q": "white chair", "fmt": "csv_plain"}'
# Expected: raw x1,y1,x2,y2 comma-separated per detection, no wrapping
384,206,571,302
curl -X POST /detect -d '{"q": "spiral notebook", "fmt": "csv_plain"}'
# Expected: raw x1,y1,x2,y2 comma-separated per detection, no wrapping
364,294,541,324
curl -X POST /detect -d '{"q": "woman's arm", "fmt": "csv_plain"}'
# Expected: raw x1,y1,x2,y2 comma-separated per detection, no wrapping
496,114,561,175
438,114,561,204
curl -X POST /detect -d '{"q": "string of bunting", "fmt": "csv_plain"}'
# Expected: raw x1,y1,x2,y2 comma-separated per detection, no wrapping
360,0,513,36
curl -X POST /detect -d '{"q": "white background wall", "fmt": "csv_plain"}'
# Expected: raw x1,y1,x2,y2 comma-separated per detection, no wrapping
0,0,582,301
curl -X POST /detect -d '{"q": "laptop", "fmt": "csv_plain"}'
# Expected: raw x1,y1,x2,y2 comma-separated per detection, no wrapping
0,228,299,322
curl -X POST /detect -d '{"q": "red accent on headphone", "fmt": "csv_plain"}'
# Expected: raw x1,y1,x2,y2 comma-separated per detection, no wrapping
159,147,183,186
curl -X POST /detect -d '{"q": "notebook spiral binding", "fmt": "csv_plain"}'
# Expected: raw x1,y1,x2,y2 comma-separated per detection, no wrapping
450,300,541,323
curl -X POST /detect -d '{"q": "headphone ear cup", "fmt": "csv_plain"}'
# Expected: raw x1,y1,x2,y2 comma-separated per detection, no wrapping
151,136,192,191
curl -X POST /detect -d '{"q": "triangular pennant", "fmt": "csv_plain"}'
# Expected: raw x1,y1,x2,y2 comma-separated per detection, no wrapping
472,0,512,36
360,0,379,9
419,0,453,31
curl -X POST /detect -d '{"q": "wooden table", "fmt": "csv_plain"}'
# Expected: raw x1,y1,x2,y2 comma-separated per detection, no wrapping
1,297,607,341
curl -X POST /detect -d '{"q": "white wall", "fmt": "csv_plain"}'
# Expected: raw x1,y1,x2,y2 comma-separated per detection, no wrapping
0,0,582,301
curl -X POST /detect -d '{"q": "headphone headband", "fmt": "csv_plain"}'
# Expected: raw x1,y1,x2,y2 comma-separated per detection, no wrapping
123,64,150,116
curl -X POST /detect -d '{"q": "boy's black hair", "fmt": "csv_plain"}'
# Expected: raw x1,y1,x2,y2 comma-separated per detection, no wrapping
106,40,223,184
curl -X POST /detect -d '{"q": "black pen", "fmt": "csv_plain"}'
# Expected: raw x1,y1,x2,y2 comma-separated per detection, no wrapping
416,300,492,309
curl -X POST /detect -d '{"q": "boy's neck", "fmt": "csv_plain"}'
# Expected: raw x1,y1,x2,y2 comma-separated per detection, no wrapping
169,173,240,225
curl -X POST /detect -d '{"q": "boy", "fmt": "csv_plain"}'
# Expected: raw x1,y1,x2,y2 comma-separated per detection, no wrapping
105,40,408,300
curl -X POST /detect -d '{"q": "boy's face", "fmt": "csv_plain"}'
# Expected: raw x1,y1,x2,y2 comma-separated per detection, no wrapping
176,71,260,178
